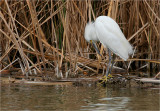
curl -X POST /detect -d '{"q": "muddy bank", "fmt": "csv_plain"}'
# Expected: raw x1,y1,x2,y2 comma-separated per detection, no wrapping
1,73,160,88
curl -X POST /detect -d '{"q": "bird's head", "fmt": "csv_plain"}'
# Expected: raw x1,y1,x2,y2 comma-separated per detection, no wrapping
84,22,101,56
84,22,93,42
84,22,99,42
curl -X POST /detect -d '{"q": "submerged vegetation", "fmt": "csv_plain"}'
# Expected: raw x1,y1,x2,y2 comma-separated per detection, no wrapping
0,0,159,79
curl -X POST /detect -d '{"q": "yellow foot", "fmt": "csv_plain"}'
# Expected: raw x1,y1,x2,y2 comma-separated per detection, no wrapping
98,74,113,85
100,75,108,83
108,73,113,78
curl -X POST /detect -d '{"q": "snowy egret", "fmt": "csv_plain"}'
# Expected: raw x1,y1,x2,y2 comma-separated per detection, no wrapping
84,16,133,81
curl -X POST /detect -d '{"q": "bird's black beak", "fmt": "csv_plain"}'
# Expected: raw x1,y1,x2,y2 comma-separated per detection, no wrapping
90,40,102,57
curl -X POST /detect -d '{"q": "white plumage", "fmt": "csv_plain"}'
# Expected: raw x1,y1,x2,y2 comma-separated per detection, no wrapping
84,16,133,61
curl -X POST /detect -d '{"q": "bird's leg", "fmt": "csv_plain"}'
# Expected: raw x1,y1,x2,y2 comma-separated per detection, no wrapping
109,54,115,74
106,48,112,77
100,48,112,84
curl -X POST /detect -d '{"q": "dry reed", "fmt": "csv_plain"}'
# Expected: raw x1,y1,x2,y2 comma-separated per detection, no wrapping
0,0,159,78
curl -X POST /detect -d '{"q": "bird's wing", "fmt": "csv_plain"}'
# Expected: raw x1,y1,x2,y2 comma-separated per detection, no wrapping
95,16,133,60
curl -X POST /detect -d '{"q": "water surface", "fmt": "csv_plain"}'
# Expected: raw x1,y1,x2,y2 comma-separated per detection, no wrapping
1,83,159,111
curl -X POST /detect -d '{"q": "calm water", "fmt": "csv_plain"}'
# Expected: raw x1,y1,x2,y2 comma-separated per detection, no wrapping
0,83,159,111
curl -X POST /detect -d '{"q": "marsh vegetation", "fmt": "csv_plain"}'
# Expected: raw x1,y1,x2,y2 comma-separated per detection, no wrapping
0,0,159,80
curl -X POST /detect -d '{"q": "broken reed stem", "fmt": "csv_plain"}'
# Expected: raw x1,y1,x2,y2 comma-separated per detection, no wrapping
0,58,20,73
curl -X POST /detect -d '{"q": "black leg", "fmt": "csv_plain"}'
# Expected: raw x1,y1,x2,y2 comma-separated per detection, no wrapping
106,48,112,77
109,54,115,74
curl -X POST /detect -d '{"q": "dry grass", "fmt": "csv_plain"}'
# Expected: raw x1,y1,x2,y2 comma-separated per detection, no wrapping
0,0,159,78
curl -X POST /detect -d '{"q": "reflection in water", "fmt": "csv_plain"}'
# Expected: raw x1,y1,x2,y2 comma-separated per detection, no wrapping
1,84,159,111
82,97,130,111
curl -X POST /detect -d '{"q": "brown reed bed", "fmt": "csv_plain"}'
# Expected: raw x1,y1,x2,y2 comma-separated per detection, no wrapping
0,0,159,79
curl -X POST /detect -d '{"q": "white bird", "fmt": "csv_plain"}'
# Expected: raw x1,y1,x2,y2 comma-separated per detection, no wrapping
84,16,133,79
